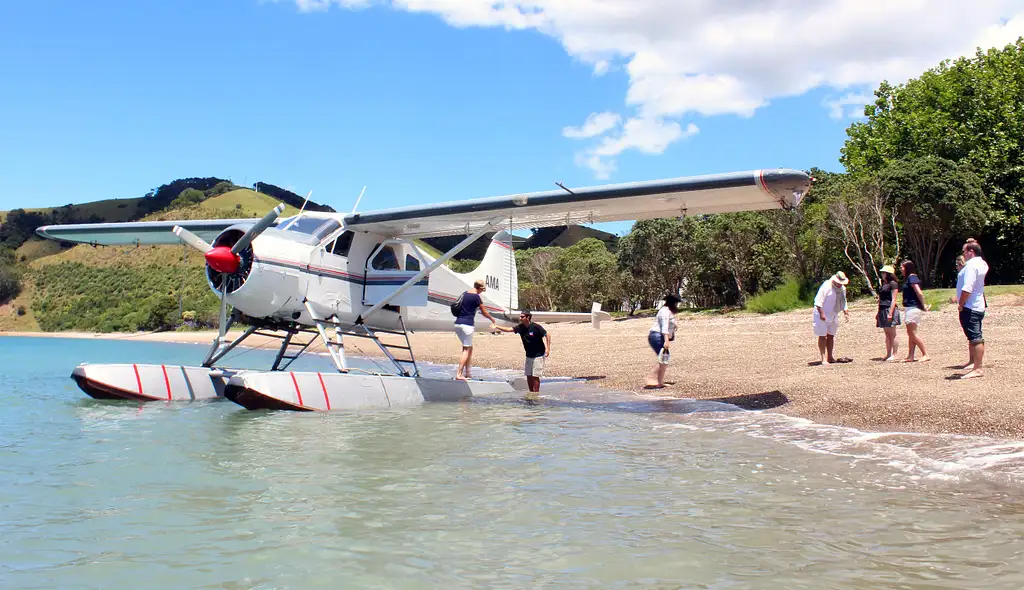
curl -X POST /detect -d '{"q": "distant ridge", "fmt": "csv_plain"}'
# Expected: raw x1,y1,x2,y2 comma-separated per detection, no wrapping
252,182,336,213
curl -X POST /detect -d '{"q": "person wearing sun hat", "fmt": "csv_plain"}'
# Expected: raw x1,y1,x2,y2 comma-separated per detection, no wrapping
812,271,850,365
876,264,902,361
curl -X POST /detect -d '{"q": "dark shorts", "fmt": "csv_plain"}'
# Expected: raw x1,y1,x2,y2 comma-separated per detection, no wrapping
876,306,902,328
959,308,985,344
648,332,665,355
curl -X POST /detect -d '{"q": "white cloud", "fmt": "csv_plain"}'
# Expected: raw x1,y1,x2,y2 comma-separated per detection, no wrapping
562,112,621,139
579,119,699,179
286,1,1024,176
824,92,875,120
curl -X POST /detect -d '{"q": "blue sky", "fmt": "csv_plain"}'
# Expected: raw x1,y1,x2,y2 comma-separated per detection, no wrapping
1,0,1020,235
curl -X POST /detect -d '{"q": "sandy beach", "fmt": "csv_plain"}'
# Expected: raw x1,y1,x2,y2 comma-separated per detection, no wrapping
5,294,1024,438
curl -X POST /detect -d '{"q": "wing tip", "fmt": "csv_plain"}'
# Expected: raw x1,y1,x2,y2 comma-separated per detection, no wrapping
758,168,812,208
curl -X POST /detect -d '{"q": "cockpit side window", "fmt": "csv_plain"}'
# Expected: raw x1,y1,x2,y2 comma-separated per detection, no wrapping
282,216,341,240
370,246,401,271
405,254,421,272
328,231,354,257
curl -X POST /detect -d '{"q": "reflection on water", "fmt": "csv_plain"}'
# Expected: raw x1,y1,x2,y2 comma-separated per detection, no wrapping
2,337,1024,589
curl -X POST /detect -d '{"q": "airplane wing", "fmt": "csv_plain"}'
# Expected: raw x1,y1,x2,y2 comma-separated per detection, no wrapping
345,169,810,238
34,218,266,246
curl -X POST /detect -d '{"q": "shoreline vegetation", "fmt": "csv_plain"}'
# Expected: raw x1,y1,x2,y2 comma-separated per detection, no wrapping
5,291,1023,439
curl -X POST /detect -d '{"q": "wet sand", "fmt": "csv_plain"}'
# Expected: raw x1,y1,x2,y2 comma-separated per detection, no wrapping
5,294,1024,438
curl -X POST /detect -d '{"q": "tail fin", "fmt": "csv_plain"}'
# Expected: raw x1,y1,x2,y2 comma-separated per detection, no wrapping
454,230,518,312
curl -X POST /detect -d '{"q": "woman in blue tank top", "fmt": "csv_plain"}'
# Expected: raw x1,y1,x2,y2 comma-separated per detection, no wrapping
900,259,930,363
454,279,497,380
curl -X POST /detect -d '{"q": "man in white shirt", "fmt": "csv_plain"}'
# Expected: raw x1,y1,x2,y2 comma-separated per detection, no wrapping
813,271,850,365
955,241,989,379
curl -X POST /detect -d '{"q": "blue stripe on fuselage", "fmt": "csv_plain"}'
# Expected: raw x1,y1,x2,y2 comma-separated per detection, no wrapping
255,256,429,286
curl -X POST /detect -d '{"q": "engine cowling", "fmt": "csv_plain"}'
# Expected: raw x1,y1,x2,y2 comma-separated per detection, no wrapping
206,227,254,294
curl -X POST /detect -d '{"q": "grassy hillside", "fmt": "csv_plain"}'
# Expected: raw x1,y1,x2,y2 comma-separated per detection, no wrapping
2,189,301,332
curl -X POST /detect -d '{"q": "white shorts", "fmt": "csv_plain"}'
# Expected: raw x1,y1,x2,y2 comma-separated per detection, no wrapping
812,314,839,337
455,323,475,347
903,307,924,325
525,356,545,377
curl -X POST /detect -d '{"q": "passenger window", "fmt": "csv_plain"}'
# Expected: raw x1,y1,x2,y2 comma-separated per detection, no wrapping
330,231,354,256
371,246,400,270
405,254,421,272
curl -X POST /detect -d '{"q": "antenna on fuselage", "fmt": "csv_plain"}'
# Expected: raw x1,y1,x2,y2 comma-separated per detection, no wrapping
351,186,367,214
298,190,313,214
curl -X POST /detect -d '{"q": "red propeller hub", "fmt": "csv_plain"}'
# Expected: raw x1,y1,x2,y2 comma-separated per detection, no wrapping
205,246,240,274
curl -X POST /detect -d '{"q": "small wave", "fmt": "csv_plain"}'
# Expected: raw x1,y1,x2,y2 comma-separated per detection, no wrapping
464,365,1024,490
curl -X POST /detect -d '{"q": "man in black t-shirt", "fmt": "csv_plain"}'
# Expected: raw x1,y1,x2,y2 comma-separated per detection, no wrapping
493,310,550,393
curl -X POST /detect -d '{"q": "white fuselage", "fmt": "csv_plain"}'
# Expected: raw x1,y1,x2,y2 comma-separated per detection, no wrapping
217,216,516,333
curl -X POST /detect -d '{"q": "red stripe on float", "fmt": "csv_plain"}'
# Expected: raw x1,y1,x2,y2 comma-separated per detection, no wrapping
290,372,304,407
161,365,172,400
317,372,330,411
132,364,143,395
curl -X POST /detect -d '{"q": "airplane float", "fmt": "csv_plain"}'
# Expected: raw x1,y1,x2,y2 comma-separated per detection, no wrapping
36,169,810,412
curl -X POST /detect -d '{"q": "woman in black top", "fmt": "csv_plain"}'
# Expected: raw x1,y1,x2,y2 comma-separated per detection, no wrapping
876,265,901,361
900,259,930,363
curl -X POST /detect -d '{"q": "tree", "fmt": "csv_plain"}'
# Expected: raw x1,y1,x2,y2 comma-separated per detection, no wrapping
842,38,1024,281
616,218,691,310
769,168,840,288
0,264,21,305
205,181,237,198
825,177,900,297
706,212,788,305
879,156,990,285
548,238,622,312
171,188,206,209
515,247,560,311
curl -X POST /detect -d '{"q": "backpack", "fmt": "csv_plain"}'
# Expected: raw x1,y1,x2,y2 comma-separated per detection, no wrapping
450,292,465,317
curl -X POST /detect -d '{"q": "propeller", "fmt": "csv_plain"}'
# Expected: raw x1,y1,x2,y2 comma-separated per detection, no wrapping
172,226,212,252
232,203,285,255
172,202,286,340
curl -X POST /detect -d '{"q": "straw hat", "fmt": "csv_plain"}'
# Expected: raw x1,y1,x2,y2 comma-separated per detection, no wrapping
879,265,896,275
831,271,850,286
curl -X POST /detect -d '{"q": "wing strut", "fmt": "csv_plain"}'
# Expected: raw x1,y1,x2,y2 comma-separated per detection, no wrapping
357,215,506,324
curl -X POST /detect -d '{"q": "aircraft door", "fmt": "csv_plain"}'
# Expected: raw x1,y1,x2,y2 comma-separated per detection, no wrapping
311,230,356,313
362,241,428,307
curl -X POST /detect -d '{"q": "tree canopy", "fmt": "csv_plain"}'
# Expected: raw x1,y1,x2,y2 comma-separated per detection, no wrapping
842,38,1024,281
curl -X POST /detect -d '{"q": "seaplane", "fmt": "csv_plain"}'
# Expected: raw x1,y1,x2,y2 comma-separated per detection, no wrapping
36,169,810,411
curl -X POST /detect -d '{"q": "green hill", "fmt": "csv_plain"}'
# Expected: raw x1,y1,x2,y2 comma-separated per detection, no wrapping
0,180,314,332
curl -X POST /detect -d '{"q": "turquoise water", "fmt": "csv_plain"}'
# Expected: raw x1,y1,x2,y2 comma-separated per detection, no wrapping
2,336,1024,589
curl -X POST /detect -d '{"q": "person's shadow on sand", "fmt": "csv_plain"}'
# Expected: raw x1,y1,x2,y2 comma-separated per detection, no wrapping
807,357,853,366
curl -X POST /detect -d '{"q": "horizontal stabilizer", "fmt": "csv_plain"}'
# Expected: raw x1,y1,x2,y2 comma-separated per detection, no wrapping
520,302,611,329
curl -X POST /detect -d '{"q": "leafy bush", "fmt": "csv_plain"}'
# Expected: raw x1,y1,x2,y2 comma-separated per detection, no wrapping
745,277,812,314
170,188,206,209
206,181,237,198
31,261,219,332
0,264,22,304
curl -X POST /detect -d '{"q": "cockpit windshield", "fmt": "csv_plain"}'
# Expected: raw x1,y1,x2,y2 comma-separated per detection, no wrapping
279,216,342,241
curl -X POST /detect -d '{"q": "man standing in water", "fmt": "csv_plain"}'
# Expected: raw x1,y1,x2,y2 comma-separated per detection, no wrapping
813,271,850,365
493,309,550,393
955,241,989,379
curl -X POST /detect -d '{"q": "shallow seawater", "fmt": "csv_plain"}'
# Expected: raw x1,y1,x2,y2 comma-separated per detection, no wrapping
2,336,1024,589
